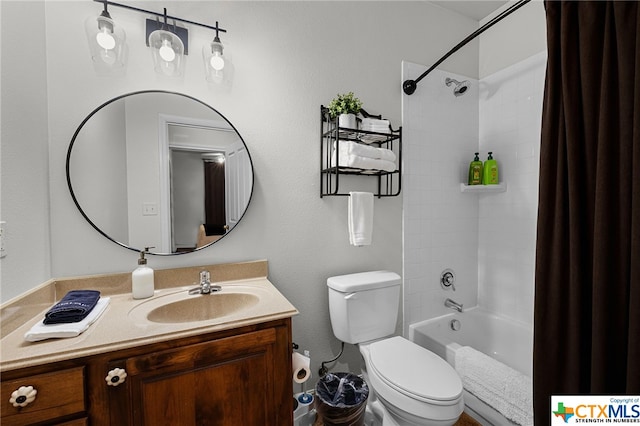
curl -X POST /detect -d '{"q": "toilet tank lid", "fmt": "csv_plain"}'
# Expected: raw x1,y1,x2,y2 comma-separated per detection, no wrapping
327,271,401,292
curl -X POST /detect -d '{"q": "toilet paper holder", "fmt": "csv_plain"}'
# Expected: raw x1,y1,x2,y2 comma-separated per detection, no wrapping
292,350,312,385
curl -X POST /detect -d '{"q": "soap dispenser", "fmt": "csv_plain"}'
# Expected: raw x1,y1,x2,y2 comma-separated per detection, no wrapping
468,152,483,185
132,247,154,299
482,152,499,185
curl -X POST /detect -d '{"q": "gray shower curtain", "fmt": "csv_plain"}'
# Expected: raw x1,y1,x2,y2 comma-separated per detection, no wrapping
533,1,640,424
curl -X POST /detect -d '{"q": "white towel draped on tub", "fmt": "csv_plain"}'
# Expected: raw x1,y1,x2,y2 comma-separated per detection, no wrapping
348,192,373,246
25,297,111,342
454,346,533,426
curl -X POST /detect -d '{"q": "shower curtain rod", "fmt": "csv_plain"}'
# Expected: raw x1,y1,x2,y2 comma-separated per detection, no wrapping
402,0,531,95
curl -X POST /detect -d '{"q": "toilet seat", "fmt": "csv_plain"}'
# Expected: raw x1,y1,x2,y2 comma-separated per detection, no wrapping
368,336,463,404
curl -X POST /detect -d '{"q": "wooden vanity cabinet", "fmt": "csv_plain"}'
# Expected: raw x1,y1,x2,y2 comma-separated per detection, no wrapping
1,318,293,426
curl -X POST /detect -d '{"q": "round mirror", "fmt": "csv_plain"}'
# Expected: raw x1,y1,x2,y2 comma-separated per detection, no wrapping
66,91,254,255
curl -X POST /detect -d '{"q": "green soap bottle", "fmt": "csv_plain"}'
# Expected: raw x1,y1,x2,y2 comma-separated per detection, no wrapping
482,152,499,184
468,152,483,185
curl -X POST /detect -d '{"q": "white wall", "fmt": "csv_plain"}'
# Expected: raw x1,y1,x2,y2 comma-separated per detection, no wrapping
479,0,547,78
171,150,205,249
0,1,51,301
1,1,478,376
70,100,129,244
478,51,546,325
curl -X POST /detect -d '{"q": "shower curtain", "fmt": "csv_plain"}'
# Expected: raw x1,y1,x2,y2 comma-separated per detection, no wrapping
534,1,640,424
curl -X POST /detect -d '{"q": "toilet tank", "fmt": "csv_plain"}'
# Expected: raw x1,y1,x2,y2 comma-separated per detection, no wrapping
327,271,401,344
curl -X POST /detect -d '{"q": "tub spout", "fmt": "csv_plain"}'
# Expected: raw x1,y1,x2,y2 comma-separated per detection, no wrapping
445,298,463,312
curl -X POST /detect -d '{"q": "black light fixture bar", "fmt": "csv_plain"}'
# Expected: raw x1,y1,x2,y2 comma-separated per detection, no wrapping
92,0,227,34
402,0,530,95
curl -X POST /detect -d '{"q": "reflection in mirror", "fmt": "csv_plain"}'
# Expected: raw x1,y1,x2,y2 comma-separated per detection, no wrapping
66,91,253,255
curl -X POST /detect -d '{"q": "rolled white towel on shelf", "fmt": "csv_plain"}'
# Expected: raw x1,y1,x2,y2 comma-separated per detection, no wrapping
348,192,374,246
454,346,533,426
333,141,396,162
331,152,396,173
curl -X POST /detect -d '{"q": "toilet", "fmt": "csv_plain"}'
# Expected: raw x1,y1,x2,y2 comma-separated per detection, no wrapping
327,271,463,426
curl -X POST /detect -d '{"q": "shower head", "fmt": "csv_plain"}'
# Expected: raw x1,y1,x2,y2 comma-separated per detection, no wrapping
445,78,470,97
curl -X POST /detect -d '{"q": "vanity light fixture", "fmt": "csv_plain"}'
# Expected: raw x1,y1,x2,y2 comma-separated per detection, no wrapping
87,0,227,80
147,9,187,77
85,1,127,70
203,22,226,83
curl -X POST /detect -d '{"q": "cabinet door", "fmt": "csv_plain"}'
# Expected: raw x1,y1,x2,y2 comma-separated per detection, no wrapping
124,328,282,425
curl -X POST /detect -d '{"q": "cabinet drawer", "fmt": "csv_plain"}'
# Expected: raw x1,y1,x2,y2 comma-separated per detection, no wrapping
1,366,86,426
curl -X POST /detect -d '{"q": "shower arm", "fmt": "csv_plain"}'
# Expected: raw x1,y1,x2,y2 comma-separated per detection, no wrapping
402,0,531,95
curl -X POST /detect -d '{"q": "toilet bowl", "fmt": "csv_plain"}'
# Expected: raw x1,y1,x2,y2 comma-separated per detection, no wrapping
326,271,463,426
360,336,463,426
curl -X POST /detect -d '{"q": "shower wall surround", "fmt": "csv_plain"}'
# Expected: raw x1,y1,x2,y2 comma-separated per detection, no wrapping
401,63,480,334
402,51,545,331
478,51,546,325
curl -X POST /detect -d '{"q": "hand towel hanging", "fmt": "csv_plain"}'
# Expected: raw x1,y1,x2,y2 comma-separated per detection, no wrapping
348,192,374,246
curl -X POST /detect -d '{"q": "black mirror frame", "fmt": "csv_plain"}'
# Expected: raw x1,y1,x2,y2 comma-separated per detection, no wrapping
65,90,255,256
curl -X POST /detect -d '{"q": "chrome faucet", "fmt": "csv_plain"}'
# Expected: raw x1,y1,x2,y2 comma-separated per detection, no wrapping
188,270,222,295
444,298,463,313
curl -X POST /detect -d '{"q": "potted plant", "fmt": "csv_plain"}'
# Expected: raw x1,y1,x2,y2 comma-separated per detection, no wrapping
328,92,362,129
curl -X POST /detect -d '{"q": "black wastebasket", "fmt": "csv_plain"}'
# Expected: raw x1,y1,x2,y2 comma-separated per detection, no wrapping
314,372,369,426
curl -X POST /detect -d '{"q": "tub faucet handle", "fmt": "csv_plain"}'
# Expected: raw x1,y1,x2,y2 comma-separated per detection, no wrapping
441,269,456,291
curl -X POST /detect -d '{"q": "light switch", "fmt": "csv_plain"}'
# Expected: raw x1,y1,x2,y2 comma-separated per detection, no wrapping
142,203,158,216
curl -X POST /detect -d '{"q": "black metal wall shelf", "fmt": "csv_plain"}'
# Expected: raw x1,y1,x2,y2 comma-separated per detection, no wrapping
320,106,402,198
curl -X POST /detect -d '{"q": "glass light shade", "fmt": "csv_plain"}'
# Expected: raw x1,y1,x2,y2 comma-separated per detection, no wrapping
148,29,184,77
85,14,126,69
203,39,227,83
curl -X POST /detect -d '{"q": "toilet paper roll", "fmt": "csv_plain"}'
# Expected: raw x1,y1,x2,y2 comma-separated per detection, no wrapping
292,351,312,384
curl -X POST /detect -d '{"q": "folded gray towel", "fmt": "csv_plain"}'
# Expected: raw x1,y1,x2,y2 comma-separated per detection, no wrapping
43,290,101,324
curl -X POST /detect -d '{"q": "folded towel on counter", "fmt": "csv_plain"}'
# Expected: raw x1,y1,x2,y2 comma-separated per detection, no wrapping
43,290,101,324
331,152,396,172
25,297,110,342
348,192,374,246
455,346,533,426
333,141,396,162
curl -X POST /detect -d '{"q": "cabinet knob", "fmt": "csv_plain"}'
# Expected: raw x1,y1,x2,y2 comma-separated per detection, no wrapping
105,368,127,387
9,385,37,408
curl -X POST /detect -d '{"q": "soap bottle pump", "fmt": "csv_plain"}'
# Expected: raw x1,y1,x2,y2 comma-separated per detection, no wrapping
132,247,154,299
468,152,483,185
482,152,499,185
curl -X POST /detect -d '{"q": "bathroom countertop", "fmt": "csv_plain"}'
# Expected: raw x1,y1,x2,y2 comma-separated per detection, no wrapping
0,260,298,373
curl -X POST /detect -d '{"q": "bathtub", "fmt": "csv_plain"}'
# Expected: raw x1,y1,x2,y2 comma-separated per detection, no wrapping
409,307,533,426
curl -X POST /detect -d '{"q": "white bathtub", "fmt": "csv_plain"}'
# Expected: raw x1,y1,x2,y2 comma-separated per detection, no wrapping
409,307,533,426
